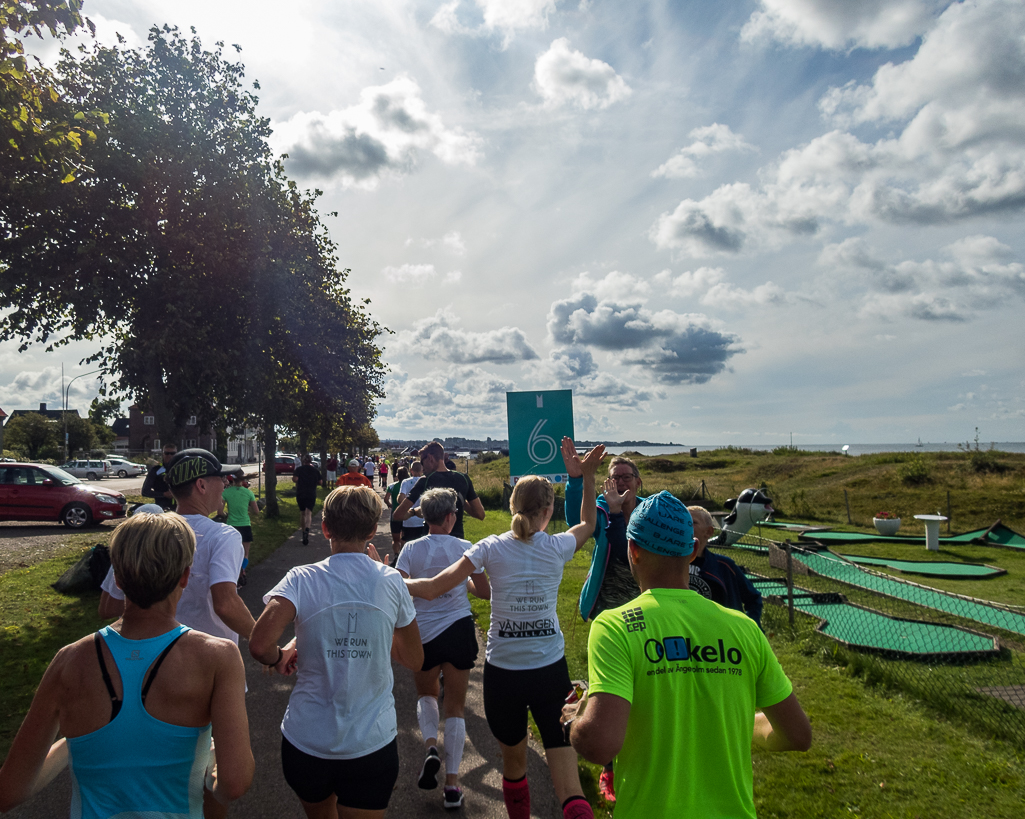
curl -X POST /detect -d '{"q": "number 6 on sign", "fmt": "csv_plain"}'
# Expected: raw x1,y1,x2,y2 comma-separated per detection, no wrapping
528,419,557,469
507,389,574,484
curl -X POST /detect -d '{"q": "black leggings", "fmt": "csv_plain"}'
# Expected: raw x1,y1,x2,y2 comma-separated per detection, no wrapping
482,657,573,749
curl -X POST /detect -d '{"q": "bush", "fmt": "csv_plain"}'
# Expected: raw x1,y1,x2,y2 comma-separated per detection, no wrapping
477,451,503,464
644,458,688,473
968,451,1009,475
897,456,931,485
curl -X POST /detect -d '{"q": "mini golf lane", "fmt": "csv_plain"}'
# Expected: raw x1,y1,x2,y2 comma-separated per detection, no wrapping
797,522,1025,550
792,551,1025,637
838,554,1005,579
751,578,999,659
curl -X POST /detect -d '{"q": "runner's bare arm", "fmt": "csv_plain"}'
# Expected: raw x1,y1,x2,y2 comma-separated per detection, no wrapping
404,557,477,600
248,500,259,518
567,692,630,766
98,590,125,620
753,693,812,752
392,621,425,671
249,596,298,666
468,570,491,600
211,582,257,641
207,642,255,804
0,649,66,810
567,441,606,550
393,496,413,522
465,497,486,521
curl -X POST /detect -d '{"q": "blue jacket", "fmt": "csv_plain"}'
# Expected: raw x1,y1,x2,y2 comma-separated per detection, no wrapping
690,548,763,627
565,476,614,620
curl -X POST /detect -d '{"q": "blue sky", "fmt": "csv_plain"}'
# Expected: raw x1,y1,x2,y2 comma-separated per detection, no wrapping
4,1,1023,445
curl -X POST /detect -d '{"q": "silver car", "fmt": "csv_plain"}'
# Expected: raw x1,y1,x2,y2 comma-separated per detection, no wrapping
59,459,112,480
105,457,146,478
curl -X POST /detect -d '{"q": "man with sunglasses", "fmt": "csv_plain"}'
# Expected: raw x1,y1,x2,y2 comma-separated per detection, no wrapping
142,443,179,510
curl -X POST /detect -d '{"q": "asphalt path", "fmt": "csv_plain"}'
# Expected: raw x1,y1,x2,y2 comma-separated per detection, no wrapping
7,491,563,818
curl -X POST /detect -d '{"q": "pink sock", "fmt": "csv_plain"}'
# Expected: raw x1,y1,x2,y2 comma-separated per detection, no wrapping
502,776,530,819
563,795,594,819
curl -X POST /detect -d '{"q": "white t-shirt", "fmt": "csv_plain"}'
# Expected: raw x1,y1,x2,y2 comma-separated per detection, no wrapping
463,530,577,670
264,552,417,759
399,476,425,527
176,515,246,643
364,461,376,477
395,533,482,643
99,515,244,645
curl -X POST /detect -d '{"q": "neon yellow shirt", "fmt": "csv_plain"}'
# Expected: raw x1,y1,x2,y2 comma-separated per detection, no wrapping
588,588,792,819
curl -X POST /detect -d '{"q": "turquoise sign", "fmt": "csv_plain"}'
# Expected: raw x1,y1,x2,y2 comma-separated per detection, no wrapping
506,390,574,483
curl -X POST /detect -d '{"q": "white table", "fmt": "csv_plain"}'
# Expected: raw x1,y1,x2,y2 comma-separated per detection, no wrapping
914,514,948,551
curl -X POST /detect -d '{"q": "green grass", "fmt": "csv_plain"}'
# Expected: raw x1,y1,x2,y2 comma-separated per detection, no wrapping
0,489,320,758
462,510,1025,818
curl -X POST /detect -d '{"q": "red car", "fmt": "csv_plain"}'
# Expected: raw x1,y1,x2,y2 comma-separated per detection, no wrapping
0,462,127,529
263,454,300,475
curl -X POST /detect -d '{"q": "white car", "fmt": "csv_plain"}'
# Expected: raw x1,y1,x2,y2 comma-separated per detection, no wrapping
105,457,147,478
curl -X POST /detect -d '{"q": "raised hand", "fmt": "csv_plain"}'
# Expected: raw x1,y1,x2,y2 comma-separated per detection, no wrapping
561,437,583,478
602,477,629,514
367,543,391,565
579,443,607,477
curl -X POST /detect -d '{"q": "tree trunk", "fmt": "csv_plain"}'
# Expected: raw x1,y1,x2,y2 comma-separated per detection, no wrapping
263,424,278,518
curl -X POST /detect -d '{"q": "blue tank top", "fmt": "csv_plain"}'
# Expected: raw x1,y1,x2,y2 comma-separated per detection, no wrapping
67,625,212,819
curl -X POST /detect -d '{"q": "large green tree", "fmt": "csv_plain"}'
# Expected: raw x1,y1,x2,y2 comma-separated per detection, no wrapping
4,413,58,459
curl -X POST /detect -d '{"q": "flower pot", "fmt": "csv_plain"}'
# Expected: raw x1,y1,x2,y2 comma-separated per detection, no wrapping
873,517,901,536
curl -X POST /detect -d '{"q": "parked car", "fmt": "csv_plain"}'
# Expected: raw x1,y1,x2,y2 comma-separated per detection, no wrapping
0,463,127,528
263,454,301,475
59,459,112,481
105,457,146,478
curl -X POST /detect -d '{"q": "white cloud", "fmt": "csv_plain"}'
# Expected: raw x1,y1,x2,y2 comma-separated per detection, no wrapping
570,270,651,300
652,124,757,179
525,348,667,411
381,264,462,285
1,367,102,414
394,309,539,363
534,38,632,110
653,267,792,309
819,235,1025,321
741,0,947,51
654,1,1025,256
376,365,516,434
405,231,467,255
272,75,483,188
547,292,741,384
430,0,557,44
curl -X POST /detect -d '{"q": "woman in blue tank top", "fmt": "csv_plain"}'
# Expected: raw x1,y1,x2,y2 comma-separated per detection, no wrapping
0,513,254,818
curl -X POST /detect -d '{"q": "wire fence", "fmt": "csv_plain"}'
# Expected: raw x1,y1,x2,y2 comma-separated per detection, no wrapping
715,529,1025,748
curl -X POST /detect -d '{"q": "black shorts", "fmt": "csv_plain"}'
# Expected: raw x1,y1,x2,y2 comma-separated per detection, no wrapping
422,616,478,672
231,525,253,543
281,735,399,810
390,519,403,535
482,657,573,749
297,495,316,512
401,524,428,542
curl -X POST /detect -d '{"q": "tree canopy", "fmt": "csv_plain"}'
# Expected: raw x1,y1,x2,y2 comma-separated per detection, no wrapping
0,27,385,511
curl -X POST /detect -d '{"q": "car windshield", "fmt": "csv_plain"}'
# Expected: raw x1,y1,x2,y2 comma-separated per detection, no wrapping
40,466,81,486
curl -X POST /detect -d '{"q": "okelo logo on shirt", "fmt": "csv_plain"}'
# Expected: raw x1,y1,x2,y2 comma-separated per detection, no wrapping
644,635,743,666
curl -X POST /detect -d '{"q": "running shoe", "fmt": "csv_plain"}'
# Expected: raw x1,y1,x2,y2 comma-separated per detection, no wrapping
418,747,441,790
443,786,464,809
302,528,309,545
598,769,616,803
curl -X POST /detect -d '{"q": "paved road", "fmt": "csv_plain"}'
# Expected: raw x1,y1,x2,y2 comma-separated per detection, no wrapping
7,494,564,818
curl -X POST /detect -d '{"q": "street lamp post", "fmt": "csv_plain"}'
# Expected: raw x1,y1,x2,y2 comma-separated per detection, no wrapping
63,368,102,461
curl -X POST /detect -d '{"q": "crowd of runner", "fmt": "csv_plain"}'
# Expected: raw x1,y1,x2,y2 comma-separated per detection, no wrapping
0,439,810,819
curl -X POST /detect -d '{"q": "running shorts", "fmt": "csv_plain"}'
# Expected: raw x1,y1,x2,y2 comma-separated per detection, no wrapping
482,657,573,749
390,519,403,535
296,495,316,512
401,524,428,542
231,525,253,543
421,616,478,672
281,736,399,810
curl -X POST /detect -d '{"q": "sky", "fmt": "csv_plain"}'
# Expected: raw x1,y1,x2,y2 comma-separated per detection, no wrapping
3,0,1024,445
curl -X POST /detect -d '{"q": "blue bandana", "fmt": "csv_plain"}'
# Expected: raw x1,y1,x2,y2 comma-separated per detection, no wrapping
626,491,695,557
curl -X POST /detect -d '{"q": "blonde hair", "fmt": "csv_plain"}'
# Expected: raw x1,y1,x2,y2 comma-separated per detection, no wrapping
322,485,382,541
509,476,555,541
687,505,714,529
110,513,195,609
